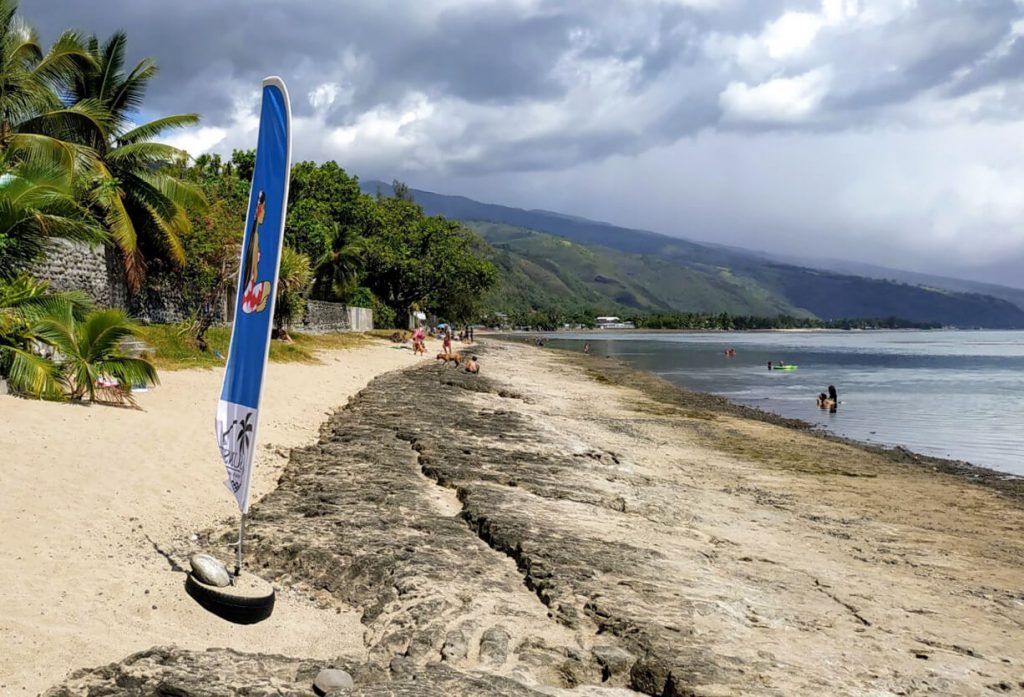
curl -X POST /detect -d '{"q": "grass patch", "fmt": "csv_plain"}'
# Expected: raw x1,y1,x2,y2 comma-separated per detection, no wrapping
135,325,229,371
366,329,410,341
269,331,372,363
135,324,375,371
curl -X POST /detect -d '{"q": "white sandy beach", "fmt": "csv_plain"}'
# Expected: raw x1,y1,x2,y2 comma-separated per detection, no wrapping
0,341,420,694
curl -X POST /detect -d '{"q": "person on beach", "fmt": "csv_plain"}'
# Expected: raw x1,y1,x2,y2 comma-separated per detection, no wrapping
443,326,453,355
584,343,591,355
465,355,479,374
469,326,475,343
413,326,426,356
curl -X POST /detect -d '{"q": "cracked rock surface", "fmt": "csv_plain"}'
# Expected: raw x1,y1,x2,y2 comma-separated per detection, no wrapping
46,342,1024,696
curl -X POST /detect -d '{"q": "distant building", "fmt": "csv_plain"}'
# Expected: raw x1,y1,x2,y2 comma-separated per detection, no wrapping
595,316,635,329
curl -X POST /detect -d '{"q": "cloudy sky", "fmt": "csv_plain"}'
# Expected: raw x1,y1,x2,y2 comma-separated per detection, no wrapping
30,0,1024,286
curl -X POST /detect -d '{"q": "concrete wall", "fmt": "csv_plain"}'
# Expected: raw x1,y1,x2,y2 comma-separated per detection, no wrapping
348,306,373,332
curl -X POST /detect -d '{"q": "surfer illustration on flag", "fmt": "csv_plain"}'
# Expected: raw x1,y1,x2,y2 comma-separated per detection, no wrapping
240,191,271,314
216,77,292,514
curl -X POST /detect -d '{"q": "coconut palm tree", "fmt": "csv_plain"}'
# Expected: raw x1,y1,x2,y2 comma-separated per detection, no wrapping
312,228,364,301
274,246,313,337
31,303,157,403
0,275,90,399
0,0,109,174
67,31,206,291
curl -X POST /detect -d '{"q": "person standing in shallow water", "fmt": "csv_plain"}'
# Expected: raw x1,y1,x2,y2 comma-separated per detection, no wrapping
817,384,839,412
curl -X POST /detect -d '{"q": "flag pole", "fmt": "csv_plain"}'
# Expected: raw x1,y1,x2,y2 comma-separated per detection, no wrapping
235,512,247,577
215,76,291,583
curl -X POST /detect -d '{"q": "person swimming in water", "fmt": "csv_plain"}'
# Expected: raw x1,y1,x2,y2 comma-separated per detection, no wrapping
817,385,839,411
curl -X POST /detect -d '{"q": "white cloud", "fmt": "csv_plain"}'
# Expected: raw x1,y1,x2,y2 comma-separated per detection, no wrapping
129,0,1024,285
308,83,340,110
160,126,228,154
761,11,825,60
720,67,833,123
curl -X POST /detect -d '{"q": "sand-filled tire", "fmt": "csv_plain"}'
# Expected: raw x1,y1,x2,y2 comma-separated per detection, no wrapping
185,572,275,624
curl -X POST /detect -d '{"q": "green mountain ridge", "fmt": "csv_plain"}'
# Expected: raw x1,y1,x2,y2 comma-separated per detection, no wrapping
362,181,1024,328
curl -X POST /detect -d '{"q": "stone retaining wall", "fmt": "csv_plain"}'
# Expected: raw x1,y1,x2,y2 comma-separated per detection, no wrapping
301,300,373,333
31,242,371,332
30,240,126,308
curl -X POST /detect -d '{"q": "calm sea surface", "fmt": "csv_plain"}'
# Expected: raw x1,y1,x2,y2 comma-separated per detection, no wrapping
525,330,1024,475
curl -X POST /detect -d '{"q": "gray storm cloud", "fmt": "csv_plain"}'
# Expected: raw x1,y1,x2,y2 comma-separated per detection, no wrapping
27,0,1024,286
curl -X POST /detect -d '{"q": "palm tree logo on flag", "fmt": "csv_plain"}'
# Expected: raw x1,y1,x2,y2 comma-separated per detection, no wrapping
218,411,254,493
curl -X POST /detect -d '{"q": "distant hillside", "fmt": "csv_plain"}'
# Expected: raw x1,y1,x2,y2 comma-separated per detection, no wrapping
363,181,1024,328
470,223,800,317
772,257,1024,312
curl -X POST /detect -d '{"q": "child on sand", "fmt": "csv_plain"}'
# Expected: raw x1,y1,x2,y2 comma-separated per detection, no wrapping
465,356,479,374
413,326,426,356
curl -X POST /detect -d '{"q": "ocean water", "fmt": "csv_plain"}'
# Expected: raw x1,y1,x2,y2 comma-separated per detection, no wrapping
530,330,1024,475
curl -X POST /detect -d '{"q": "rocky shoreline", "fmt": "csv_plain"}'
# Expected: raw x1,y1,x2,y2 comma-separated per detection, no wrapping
555,347,1024,503
47,342,1024,696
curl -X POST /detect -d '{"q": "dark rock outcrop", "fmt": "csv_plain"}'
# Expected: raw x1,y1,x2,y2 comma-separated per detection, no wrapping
43,646,551,696
222,362,736,695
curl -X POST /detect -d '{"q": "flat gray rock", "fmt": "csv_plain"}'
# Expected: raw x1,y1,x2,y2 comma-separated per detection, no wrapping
189,553,231,587
314,667,354,694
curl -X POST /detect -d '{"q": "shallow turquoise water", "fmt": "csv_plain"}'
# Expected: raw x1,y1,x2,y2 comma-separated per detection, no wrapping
531,330,1024,475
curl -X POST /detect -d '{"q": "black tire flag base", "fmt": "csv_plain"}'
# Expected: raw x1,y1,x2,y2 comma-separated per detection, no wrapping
185,572,275,625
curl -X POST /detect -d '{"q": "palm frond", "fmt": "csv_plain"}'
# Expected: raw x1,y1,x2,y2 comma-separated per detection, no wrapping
6,14,41,63
97,355,158,387
97,31,127,103
12,288,92,322
118,113,200,145
32,30,93,90
89,174,144,287
1,345,63,399
108,57,157,118
17,99,113,147
78,309,136,361
141,200,188,265
5,132,101,179
107,141,187,168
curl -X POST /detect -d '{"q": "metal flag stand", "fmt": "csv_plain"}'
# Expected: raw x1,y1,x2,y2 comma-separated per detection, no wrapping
234,513,247,579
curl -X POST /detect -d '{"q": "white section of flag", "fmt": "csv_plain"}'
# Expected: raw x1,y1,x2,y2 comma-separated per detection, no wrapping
216,399,259,513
